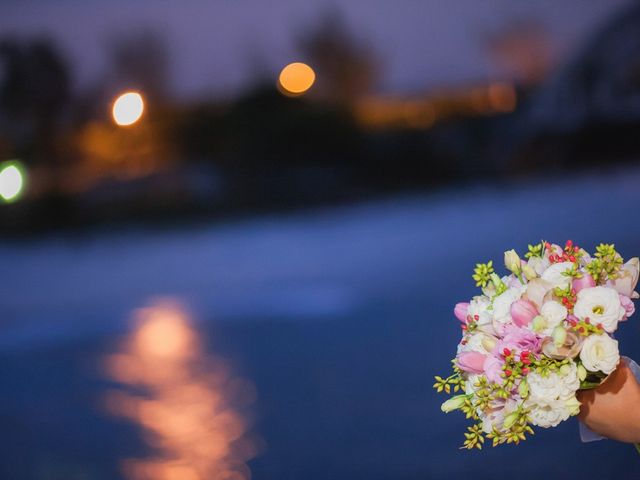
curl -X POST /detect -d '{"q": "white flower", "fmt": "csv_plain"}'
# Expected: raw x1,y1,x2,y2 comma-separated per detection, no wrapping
579,334,620,374
527,399,572,428
527,371,564,402
573,286,626,333
557,362,580,398
532,301,568,336
525,362,581,428
467,295,492,328
526,395,580,428
527,361,578,398
540,262,574,289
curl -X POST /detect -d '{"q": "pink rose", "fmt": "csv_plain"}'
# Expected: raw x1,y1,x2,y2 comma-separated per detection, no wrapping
454,302,470,323
497,325,542,355
457,351,487,374
510,299,538,327
483,355,504,384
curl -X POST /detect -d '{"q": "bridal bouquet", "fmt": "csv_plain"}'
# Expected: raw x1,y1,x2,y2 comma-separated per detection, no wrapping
434,241,638,449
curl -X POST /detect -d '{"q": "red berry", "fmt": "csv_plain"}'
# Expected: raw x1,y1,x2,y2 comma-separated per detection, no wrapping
569,256,576,262
504,369,512,377
521,367,529,375
503,348,511,357
474,315,479,321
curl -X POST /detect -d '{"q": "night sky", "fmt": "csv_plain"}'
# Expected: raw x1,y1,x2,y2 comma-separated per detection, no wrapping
0,0,631,99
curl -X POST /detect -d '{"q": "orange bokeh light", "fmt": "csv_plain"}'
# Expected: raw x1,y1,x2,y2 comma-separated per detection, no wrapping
278,62,316,95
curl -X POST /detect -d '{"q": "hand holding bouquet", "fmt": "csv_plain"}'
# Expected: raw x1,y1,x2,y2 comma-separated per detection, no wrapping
434,241,638,449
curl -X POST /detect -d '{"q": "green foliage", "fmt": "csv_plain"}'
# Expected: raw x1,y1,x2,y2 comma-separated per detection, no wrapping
524,242,544,259
587,243,623,283
472,261,494,288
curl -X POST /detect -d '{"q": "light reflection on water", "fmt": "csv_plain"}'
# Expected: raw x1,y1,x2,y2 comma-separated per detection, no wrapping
103,300,258,480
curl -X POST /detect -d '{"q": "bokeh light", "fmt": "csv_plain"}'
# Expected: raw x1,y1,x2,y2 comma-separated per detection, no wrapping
112,91,145,126
0,160,26,203
278,62,316,95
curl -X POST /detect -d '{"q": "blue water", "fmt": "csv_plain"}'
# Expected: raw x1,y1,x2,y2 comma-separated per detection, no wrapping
1,168,640,479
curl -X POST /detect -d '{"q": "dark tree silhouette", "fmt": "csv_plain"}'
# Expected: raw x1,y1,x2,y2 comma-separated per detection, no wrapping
0,38,71,164
107,29,169,103
297,11,378,105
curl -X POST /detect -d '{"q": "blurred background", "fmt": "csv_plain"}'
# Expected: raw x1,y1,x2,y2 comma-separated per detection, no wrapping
1,0,640,478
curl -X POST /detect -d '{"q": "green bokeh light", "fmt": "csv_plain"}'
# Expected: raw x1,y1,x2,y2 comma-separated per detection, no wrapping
0,160,27,203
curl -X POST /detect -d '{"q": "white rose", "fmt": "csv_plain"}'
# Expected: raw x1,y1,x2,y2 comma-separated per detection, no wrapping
532,301,568,336
526,398,572,428
557,362,580,399
540,262,574,289
573,286,626,333
579,333,620,374
527,371,563,402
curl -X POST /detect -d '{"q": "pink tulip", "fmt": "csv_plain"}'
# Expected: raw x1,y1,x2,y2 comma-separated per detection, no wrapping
457,351,487,374
572,274,596,293
510,299,538,327
454,302,470,323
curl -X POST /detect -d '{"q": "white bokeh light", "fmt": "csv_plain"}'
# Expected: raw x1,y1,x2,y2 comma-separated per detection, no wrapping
112,91,145,126
0,163,25,202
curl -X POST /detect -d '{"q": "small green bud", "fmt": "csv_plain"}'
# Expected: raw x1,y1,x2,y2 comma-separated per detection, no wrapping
565,396,581,416
518,379,529,399
502,411,519,430
441,395,467,413
531,315,547,333
577,363,587,381
552,325,567,348
522,264,537,280
504,249,521,274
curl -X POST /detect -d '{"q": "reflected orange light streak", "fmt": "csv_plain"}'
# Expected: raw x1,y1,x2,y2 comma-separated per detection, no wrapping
104,301,257,480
